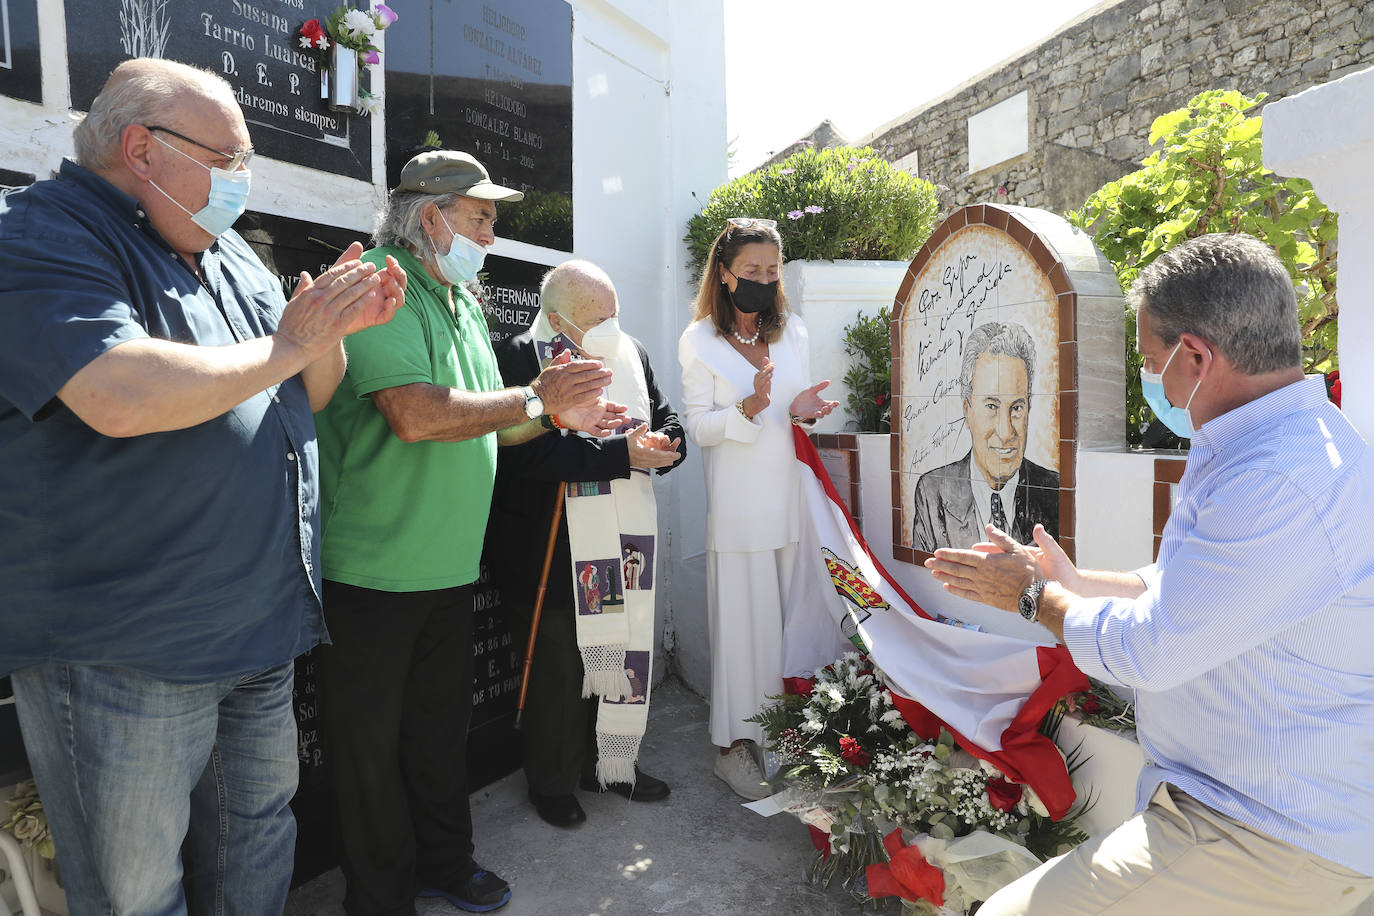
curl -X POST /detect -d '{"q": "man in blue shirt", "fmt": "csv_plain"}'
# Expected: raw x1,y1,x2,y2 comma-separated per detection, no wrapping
0,58,404,914
928,233,1374,915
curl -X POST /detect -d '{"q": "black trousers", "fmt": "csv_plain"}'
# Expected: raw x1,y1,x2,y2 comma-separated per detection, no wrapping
318,580,477,916
513,594,598,795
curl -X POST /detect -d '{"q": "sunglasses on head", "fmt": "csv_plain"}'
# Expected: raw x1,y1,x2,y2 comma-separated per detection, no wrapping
725,217,777,230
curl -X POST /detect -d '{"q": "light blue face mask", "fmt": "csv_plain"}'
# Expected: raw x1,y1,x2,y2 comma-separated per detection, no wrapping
1140,341,1205,438
149,135,251,238
430,209,487,285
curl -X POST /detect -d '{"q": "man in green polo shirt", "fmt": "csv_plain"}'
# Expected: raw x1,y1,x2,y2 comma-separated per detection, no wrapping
314,150,616,916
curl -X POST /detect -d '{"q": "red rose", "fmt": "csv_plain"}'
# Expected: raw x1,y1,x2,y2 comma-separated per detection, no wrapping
839,736,871,768
301,18,326,42
1327,370,1342,409
985,777,1023,812
1082,695,1102,715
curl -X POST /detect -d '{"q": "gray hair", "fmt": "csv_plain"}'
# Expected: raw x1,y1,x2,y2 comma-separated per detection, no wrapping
1129,233,1300,374
74,59,230,170
959,321,1036,402
373,189,461,257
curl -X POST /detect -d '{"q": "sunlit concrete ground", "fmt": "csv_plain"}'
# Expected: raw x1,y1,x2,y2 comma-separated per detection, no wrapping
284,678,866,915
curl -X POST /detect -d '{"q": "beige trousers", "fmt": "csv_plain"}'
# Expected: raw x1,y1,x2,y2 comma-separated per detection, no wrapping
979,784,1374,916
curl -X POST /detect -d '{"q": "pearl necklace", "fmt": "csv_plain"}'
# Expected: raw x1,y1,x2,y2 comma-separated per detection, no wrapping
731,325,761,346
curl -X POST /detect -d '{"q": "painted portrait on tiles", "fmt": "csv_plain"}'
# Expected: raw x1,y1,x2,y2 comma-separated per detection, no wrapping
897,222,1061,554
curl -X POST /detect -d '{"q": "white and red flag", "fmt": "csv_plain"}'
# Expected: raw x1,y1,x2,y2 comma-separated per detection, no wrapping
783,428,1088,819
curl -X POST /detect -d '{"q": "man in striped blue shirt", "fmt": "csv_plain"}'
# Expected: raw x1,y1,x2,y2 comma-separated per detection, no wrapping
929,233,1374,915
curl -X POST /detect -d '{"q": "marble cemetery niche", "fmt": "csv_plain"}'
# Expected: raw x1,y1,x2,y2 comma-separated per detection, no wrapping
64,0,371,180
890,204,1125,567
0,0,41,103
385,0,573,251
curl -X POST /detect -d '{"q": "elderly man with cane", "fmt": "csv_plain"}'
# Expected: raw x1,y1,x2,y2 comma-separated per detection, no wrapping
489,260,684,829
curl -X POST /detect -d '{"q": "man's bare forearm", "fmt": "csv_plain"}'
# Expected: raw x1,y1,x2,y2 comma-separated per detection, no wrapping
57,335,320,438
1063,569,1148,599
303,341,347,412
371,382,535,443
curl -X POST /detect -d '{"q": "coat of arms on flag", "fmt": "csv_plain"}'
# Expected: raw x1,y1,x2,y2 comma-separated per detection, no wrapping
782,428,1088,819
820,547,888,653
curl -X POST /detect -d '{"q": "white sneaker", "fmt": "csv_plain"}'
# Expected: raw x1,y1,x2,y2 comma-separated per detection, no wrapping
714,743,771,800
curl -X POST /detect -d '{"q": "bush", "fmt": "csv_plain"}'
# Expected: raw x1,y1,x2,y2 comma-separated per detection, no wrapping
1067,89,1338,447
685,146,940,276
841,307,892,433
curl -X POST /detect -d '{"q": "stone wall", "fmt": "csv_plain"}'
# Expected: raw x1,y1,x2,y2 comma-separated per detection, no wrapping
859,0,1374,215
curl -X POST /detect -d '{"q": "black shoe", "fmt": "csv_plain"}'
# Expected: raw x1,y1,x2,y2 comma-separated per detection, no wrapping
527,789,587,827
417,865,511,912
579,766,670,801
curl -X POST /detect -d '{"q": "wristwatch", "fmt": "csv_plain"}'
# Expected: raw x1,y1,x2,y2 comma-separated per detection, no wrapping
521,385,544,419
1019,578,1050,623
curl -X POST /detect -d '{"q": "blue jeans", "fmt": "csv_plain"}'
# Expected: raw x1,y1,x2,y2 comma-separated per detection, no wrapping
11,662,299,916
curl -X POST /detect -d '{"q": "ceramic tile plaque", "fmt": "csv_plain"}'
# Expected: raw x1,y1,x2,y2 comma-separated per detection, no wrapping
890,204,1125,566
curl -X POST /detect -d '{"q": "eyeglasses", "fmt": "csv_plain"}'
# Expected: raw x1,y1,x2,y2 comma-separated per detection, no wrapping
726,217,777,230
147,125,254,171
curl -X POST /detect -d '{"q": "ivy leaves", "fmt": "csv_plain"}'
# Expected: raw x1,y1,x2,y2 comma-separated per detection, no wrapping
1067,89,1339,445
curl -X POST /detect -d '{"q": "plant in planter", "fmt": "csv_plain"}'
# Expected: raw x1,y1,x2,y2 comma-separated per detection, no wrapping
685,146,939,275
841,307,892,433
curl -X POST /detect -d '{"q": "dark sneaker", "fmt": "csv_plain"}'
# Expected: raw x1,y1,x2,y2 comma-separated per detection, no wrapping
579,766,670,801
417,867,511,913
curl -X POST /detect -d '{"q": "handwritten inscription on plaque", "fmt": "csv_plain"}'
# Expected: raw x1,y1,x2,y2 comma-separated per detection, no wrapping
64,0,371,180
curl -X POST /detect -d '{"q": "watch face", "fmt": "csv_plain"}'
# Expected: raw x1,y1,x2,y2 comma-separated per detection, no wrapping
1019,595,1037,621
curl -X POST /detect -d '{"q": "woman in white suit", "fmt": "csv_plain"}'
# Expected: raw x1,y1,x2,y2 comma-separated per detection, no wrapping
677,218,837,799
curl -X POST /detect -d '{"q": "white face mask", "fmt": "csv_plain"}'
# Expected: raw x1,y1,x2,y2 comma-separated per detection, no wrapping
429,209,487,285
149,135,251,238
560,314,621,357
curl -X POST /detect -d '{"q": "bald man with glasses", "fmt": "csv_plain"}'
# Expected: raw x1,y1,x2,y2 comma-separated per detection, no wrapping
0,57,404,914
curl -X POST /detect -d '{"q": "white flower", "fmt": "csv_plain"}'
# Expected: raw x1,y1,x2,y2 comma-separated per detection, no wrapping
315,35,330,49
342,8,377,40
359,93,383,116
1022,783,1050,817
298,35,314,49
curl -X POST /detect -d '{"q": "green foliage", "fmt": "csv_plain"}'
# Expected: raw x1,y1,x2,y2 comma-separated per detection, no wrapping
499,189,572,250
1067,89,1339,446
841,307,893,432
685,146,940,276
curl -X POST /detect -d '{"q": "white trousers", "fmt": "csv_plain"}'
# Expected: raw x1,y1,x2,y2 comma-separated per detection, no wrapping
706,543,796,747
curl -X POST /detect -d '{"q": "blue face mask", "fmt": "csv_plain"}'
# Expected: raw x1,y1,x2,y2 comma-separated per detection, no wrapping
1140,341,1205,438
149,135,251,238
430,209,487,285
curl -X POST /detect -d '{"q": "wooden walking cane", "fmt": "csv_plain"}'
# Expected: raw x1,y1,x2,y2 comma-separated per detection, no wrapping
515,481,567,729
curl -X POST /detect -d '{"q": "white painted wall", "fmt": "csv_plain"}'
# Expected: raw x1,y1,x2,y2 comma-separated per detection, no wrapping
1264,64,1374,441
782,259,909,435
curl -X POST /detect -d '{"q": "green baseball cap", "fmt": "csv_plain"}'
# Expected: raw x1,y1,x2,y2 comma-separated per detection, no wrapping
397,150,524,201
